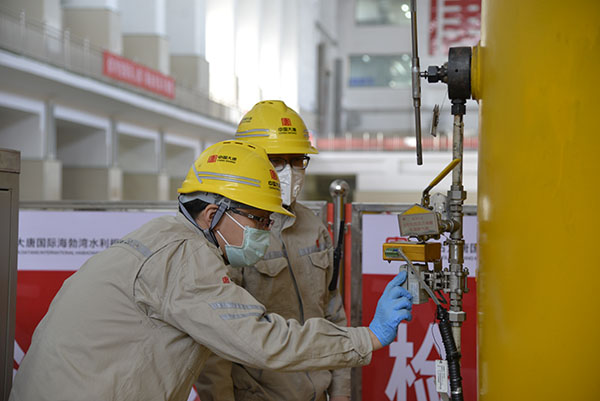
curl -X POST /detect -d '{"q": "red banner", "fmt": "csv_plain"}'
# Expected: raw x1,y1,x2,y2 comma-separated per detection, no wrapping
102,51,175,99
360,213,478,400
429,0,481,56
362,275,477,401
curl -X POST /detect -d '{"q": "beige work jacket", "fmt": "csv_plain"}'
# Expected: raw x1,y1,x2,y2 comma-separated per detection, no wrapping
10,213,372,401
196,202,350,401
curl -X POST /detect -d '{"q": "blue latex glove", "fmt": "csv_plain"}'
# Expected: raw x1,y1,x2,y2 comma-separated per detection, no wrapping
369,271,413,347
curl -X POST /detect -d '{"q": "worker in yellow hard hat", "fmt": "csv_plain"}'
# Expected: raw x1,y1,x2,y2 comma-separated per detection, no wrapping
10,140,412,401
196,101,350,401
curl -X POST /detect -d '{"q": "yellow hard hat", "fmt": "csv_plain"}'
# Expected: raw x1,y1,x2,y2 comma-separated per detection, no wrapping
178,140,294,217
235,100,318,155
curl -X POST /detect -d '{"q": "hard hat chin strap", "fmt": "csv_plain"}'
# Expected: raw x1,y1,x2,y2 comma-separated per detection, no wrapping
178,195,232,247
207,200,230,244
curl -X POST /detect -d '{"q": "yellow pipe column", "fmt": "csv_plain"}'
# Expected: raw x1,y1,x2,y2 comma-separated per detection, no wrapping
476,0,600,399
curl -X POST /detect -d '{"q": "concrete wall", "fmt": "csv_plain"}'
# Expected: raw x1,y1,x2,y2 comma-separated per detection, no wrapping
120,0,169,74
62,8,122,53
122,172,169,201
170,55,209,93
62,166,122,200
3,0,62,28
0,113,43,159
167,0,209,92
122,35,170,73
20,159,62,201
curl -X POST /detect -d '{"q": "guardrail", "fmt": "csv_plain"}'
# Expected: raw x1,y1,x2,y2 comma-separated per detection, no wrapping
316,134,478,152
0,7,240,124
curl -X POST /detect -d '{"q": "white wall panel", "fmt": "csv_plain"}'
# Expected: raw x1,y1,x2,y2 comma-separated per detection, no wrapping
167,0,206,55
206,0,236,104
120,0,166,35
61,0,118,10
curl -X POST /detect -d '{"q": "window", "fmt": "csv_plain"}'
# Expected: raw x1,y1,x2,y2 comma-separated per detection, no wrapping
348,54,412,88
355,0,411,25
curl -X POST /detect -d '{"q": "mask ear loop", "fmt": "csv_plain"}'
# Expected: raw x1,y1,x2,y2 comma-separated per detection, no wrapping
208,199,231,245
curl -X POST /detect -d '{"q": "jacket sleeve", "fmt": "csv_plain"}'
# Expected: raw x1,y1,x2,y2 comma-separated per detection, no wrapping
324,245,352,397
156,242,373,372
195,353,235,401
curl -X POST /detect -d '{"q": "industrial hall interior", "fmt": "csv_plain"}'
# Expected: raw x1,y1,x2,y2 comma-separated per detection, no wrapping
0,0,598,401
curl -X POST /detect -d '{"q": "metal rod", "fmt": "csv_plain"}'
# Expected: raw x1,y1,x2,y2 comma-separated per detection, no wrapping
448,111,465,352
329,180,349,245
451,116,464,192
410,0,423,165
329,180,350,296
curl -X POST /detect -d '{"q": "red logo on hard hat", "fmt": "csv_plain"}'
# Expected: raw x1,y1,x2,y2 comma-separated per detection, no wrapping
281,118,292,126
222,276,230,284
270,169,278,180
208,155,218,163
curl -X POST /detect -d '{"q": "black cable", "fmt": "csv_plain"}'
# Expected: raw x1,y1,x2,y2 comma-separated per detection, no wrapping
436,305,464,401
328,219,345,291
396,245,464,400
436,289,448,305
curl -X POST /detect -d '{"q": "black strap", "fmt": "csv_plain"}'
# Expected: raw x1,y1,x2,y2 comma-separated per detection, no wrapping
328,219,345,291
178,197,227,247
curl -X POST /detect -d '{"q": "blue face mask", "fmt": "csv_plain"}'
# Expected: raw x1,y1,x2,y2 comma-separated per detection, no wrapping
216,212,270,267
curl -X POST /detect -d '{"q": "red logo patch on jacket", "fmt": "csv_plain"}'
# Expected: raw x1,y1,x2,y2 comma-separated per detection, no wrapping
222,276,230,284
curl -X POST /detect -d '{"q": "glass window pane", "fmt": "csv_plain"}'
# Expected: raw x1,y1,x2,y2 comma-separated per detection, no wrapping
355,0,411,25
348,54,412,88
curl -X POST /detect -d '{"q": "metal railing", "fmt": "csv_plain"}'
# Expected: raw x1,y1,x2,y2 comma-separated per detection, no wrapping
0,7,240,125
316,134,478,152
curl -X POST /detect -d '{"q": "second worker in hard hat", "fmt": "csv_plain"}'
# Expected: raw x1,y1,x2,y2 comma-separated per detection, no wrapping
10,139,412,401
196,100,352,401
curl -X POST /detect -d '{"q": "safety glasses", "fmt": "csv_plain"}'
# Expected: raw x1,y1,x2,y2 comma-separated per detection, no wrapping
269,156,310,172
229,208,273,230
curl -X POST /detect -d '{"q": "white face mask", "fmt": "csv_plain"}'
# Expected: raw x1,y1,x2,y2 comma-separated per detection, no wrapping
216,212,270,267
278,164,305,206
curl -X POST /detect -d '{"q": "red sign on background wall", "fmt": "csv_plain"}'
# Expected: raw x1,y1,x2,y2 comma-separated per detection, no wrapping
362,275,477,401
361,213,478,400
429,0,482,56
102,51,175,98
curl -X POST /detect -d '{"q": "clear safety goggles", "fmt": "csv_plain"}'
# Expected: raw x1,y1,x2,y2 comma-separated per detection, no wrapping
229,208,273,230
269,156,310,172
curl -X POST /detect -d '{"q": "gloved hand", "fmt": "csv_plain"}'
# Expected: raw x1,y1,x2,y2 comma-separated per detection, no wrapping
369,271,413,347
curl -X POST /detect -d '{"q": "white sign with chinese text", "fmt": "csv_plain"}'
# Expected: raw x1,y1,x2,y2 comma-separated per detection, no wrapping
362,213,478,276
18,210,173,271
